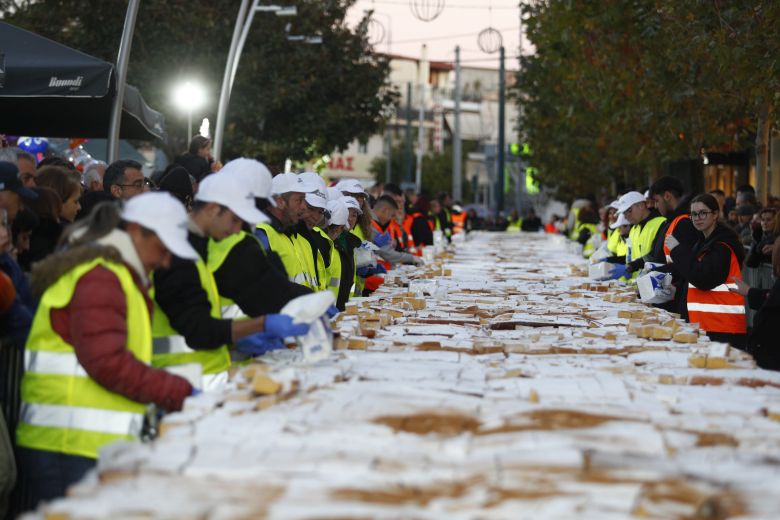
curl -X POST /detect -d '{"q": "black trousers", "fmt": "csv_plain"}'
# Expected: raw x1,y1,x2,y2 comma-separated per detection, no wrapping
14,447,95,514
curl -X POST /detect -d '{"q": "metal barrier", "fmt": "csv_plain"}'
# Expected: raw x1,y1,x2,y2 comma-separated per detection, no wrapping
743,264,776,328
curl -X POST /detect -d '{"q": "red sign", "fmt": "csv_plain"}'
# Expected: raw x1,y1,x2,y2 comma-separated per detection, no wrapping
328,156,354,171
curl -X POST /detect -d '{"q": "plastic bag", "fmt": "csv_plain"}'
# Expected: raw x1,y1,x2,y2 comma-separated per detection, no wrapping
280,291,336,363
637,271,676,304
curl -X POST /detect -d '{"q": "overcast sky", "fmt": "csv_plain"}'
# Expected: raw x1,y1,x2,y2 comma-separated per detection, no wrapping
345,0,525,70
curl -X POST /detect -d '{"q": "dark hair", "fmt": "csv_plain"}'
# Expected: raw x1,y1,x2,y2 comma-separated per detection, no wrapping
578,206,599,224
374,194,398,210
382,183,402,197
38,156,75,170
104,160,143,193
157,166,194,206
709,189,726,197
690,193,720,213
60,201,121,249
12,208,39,236
649,176,684,198
188,135,211,156
736,184,755,195
35,165,82,202
26,186,62,220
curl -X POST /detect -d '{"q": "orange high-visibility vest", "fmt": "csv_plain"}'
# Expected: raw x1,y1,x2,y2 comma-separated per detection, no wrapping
686,242,746,334
451,211,466,234
663,214,689,263
544,223,557,233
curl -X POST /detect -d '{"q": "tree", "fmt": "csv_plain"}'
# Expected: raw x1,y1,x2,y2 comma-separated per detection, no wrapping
1,0,397,169
515,0,780,201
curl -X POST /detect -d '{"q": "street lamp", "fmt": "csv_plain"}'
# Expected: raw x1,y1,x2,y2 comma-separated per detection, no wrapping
172,80,206,144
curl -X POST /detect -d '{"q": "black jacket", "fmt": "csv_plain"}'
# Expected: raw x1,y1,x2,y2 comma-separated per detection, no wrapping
18,217,63,272
521,216,543,232
670,222,746,347
152,231,232,350
411,214,433,246
745,229,775,267
334,232,361,310
649,195,699,315
212,232,311,317
747,279,780,370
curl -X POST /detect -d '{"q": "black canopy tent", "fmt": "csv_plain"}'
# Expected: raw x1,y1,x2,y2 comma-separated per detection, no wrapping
0,22,165,140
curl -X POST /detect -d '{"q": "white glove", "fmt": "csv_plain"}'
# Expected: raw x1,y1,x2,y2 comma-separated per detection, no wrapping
412,256,425,265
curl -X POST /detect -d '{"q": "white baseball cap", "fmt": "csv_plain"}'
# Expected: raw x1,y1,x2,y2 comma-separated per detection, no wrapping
610,212,631,229
326,187,343,201
340,195,362,215
195,173,269,225
270,172,319,196
122,192,198,260
220,158,274,206
615,191,646,214
298,172,328,209
608,199,620,210
327,199,348,226
335,179,367,196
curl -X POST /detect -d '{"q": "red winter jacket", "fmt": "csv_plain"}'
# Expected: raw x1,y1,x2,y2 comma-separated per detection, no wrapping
49,263,192,412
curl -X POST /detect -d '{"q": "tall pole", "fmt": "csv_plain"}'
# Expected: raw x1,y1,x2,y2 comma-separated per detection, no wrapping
452,45,463,202
415,82,425,194
213,0,252,163
384,123,392,183
404,82,413,184
187,108,193,143
495,46,506,218
107,0,140,164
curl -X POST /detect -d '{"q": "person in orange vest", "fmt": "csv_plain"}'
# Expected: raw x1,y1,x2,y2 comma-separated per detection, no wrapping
382,183,415,253
405,198,434,247
647,176,698,316
451,204,468,234
666,193,747,349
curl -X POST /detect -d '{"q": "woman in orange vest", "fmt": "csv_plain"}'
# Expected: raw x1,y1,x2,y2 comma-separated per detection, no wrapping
666,193,747,349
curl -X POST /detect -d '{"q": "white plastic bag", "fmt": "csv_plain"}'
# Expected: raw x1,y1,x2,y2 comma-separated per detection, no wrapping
280,291,336,363
637,271,676,304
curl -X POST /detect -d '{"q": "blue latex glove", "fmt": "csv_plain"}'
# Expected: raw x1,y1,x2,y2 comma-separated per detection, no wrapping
236,333,286,355
607,263,628,280
357,265,377,277
373,231,392,248
326,305,339,318
190,388,202,397
264,314,310,338
374,263,387,274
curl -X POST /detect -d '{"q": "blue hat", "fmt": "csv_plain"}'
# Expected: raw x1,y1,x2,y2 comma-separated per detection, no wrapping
0,161,38,199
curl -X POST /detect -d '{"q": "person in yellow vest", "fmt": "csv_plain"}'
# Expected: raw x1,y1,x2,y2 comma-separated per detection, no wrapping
616,190,666,279
336,179,373,296
16,193,199,509
506,208,523,232
256,173,320,289
206,160,311,319
152,171,308,391
573,206,600,258
295,172,331,292
324,198,361,309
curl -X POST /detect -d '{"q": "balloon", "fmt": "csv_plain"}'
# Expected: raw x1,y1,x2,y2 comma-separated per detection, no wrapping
17,136,49,156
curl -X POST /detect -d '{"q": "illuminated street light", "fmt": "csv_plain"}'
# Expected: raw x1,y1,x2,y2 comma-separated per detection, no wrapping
172,80,206,143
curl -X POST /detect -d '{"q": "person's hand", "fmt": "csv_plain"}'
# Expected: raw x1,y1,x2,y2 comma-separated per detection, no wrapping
374,263,387,274
190,387,202,397
325,305,339,319
211,160,223,172
607,263,628,280
665,234,680,252
412,256,425,266
762,244,775,255
264,314,310,338
729,276,750,297
236,333,286,355
357,265,377,277
373,232,391,248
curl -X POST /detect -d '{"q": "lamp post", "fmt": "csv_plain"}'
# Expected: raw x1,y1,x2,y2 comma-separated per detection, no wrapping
172,80,206,144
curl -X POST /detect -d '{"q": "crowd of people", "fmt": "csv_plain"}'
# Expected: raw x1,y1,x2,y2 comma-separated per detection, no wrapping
0,137,473,515
558,178,780,371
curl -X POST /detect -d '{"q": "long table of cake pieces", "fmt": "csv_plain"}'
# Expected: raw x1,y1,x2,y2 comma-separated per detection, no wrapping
25,232,780,520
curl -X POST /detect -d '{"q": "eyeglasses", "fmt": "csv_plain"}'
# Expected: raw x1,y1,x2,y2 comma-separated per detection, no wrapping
118,178,154,190
690,210,715,220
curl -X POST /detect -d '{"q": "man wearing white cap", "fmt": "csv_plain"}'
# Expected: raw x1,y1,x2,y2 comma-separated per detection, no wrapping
152,173,308,390
205,162,312,320
323,198,361,309
15,193,200,508
256,172,320,288
336,178,372,242
615,190,666,277
295,172,333,292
